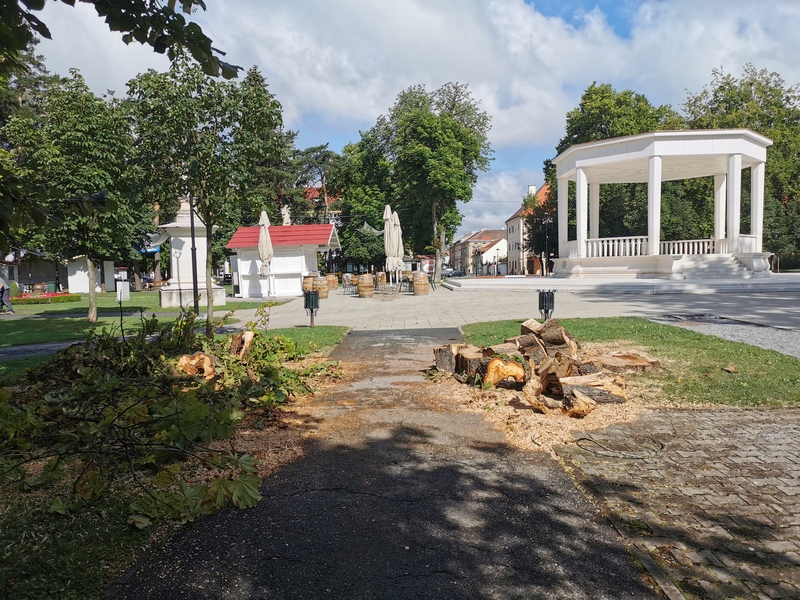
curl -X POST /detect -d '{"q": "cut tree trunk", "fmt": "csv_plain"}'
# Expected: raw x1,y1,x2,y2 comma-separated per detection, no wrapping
434,344,464,373
177,352,217,380
521,318,544,335
455,345,489,379
231,331,256,358
586,353,661,373
484,357,529,387
564,388,597,418
559,371,627,402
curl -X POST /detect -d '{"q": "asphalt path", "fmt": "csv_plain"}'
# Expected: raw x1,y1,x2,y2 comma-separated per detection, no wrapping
106,329,659,599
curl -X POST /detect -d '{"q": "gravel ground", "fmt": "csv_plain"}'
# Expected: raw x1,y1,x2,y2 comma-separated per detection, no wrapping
650,314,800,359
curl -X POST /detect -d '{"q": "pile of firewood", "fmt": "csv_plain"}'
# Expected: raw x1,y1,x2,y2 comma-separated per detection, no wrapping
434,319,660,418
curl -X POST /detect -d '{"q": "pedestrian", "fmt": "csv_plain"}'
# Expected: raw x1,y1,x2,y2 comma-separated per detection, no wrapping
0,277,14,314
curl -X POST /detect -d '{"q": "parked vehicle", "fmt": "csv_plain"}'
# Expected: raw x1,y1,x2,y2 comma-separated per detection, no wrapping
449,270,466,277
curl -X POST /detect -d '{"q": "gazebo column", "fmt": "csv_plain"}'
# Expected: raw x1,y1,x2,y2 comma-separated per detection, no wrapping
751,161,765,252
727,154,742,253
557,176,568,257
713,174,727,254
575,168,588,258
589,182,600,239
647,156,662,256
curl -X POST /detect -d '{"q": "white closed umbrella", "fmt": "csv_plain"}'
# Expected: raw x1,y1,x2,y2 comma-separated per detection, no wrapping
383,205,395,272
391,211,404,284
258,211,273,278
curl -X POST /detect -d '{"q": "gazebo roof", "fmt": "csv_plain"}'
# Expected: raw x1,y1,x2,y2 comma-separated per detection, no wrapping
552,129,773,184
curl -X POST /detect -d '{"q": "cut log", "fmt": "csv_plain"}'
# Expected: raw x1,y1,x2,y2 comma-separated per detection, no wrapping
177,352,217,380
455,345,490,380
586,352,661,373
434,344,463,373
538,351,574,379
504,336,521,345
230,331,256,358
560,371,627,402
564,388,597,418
484,357,529,387
521,378,564,412
540,319,576,348
520,318,544,335
482,343,523,359
520,334,548,366
563,384,626,404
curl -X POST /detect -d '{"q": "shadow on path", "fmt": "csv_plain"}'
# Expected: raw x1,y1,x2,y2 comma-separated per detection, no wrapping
106,329,658,599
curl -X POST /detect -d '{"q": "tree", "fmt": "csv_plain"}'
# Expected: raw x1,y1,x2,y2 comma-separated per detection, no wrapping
128,58,283,335
3,70,149,322
532,83,685,256
333,131,393,270
683,65,800,256
0,0,237,79
375,82,492,280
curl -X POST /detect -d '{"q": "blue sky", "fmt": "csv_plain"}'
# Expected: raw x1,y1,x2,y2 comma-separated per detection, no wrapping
36,0,800,239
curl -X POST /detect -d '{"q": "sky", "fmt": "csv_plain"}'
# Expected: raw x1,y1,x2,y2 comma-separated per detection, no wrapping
35,0,800,239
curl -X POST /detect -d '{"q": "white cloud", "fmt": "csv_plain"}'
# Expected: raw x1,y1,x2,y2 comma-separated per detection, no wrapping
30,0,800,239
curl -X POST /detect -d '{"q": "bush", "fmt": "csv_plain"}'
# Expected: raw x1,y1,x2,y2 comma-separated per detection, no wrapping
11,293,81,304
0,313,320,527
9,281,19,297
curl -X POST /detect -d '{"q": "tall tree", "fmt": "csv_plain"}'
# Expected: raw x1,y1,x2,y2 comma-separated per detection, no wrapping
3,70,148,322
375,82,492,280
531,83,684,256
683,65,800,256
128,59,283,335
332,132,392,270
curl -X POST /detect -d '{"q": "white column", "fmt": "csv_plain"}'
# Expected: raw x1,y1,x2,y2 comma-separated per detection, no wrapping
557,176,568,257
575,168,588,258
751,162,765,252
589,182,600,239
727,153,742,254
713,174,727,253
647,156,662,256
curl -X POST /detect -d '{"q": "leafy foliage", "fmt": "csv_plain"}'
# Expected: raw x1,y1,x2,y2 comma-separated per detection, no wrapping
0,313,322,526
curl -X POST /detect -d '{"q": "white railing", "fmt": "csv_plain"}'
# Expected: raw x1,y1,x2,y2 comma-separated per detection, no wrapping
586,236,648,257
660,239,715,255
736,235,757,253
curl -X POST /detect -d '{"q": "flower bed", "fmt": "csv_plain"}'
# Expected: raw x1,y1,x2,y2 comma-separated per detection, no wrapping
11,293,82,305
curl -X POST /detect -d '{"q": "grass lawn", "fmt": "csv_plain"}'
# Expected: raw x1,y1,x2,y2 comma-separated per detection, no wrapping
9,291,277,317
462,316,800,407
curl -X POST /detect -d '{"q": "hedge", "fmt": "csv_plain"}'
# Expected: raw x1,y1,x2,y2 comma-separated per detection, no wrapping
11,294,82,305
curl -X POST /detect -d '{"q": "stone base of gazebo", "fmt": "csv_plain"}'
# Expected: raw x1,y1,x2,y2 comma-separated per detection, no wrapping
160,284,227,308
552,253,773,280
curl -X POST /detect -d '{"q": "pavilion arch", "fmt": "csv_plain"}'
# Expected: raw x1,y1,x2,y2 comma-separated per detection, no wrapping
551,129,773,279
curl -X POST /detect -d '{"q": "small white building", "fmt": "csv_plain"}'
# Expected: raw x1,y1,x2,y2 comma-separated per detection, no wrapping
225,224,340,298
478,238,508,276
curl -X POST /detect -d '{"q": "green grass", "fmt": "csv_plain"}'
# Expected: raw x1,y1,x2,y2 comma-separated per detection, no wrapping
462,317,800,407
266,325,349,353
0,355,52,383
0,488,157,599
8,291,278,317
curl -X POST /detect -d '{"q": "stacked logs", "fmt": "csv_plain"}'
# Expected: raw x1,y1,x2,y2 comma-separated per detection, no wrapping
434,318,660,418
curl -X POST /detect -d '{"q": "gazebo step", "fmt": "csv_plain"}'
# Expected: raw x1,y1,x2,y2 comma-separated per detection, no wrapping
680,255,751,279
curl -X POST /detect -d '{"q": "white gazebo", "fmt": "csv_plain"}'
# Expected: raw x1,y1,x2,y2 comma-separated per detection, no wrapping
551,129,773,279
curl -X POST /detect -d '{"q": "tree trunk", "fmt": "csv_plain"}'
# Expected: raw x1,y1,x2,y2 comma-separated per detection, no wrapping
205,233,214,337
86,255,97,324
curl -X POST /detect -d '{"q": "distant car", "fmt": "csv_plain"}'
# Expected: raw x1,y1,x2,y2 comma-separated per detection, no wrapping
442,268,454,276
449,270,466,277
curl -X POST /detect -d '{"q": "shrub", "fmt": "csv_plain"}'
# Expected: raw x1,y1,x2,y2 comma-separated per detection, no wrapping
0,313,319,527
9,281,19,297
11,293,81,304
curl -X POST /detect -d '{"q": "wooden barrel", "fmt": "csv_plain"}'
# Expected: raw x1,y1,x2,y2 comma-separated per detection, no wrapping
326,273,338,291
312,276,329,299
376,272,386,287
302,275,315,292
412,272,429,295
357,274,374,298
